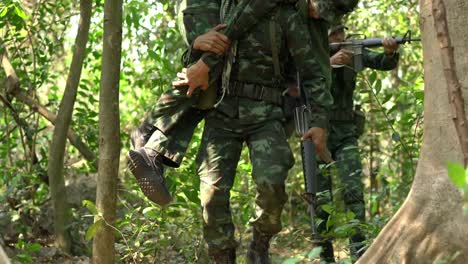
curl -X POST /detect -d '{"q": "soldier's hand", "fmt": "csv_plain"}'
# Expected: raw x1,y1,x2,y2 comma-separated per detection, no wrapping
302,127,327,156
382,37,399,55
172,59,209,97
330,49,353,65
193,24,231,55
308,0,320,19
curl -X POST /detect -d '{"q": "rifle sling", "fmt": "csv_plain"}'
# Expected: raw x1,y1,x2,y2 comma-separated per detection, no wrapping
269,11,282,84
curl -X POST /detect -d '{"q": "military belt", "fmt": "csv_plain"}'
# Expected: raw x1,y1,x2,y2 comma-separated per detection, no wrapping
226,81,284,106
329,110,355,121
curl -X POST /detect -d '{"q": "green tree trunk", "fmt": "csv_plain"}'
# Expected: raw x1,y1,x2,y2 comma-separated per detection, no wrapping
92,0,122,262
358,0,468,263
46,0,92,252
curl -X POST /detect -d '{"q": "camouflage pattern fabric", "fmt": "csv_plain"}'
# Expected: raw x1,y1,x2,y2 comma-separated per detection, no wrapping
197,3,335,254
178,0,221,46
215,3,333,129
197,102,294,255
314,49,399,258
315,0,359,24
143,0,340,168
143,87,206,166
142,0,299,166
197,1,334,129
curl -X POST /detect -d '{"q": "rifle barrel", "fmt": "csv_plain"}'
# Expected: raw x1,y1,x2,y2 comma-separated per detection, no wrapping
330,36,421,53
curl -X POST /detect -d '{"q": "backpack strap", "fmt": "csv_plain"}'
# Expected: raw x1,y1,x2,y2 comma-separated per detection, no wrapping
269,11,282,87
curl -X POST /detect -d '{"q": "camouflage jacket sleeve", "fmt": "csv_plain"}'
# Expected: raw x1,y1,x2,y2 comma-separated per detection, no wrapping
306,18,332,89
283,9,333,129
200,0,283,70
363,48,399,71
180,0,221,66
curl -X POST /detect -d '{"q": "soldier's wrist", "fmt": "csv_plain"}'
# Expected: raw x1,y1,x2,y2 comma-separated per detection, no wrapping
201,53,221,70
189,42,203,60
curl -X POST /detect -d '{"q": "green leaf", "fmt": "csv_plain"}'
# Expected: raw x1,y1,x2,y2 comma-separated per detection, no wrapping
85,219,103,241
14,5,27,19
281,258,301,264
321,204,333,214
414,90,424,101
28,243,41,252
184,188,200,204
0,6,8,17
82,200,99,215
346,211,356,220
307,247,322,259
368,71,377,84
142,207,160,219
446,162,467,189
326,217,335,230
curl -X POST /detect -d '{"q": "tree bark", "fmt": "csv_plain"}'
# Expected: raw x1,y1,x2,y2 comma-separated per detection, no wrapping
357,0,468,263
92,0,122,263
432,0,468,166
0,245,11,264
47,0,92,252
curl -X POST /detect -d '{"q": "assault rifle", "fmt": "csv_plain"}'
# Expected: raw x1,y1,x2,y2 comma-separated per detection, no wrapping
329,30,421,71
293,74,319,237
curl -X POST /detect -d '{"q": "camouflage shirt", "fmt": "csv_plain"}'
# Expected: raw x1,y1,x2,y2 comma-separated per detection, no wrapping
178,0,221,66
179,0,335,128
212,4,333,128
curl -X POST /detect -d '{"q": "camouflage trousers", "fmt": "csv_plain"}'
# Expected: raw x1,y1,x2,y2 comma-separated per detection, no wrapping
315,121,365,256
143,86,204,167
196,110,294,255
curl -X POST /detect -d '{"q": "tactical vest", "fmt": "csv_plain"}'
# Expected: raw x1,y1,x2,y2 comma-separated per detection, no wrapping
218,4,288,107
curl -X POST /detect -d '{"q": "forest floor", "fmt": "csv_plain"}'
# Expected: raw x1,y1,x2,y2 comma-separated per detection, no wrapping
1,172,353,264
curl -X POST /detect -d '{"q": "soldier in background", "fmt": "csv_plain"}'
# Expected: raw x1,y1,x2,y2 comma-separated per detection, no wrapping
314,24,399,262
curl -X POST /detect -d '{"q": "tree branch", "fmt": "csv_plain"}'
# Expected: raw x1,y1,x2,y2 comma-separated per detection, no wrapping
1,44,98,169
432,0,468,166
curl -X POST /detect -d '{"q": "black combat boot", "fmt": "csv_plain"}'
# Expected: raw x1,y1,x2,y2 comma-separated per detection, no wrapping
127,147,172,205
350,233,366,260
212,248,236,264
246,229,272,264
315,239,335,263
130,120,157,150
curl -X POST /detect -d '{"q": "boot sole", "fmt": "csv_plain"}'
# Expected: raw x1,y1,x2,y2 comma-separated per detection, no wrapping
128,150,172,206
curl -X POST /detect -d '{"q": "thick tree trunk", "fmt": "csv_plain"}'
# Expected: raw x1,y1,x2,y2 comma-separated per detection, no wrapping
357,0,468,263
0,245,10,264
47,0,92,252
92,0,122,263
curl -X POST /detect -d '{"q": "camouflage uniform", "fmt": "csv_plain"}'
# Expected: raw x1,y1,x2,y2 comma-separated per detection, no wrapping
140,0,220,167
196,2,333,255
140,0,359,167
316,48,399,258
142,0,299,167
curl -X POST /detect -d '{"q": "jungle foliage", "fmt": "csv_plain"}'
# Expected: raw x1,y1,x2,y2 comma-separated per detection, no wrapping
0,0,422,263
